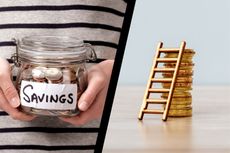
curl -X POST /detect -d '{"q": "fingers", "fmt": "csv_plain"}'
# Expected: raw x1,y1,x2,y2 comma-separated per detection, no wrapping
78,71,105,111
60,60,114,125
0,89,35,121
0,58,35,121
60,83,107,125
0,58,20,108
61,61,113,125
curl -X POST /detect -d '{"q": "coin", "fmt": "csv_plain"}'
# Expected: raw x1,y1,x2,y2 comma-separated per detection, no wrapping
168,108,192,117
62,68,77,84
163,69,194,77
164,49,195,58
164,62,194,70
161,49,195,117
45,68,63,83
162,91,192,98
21,68,33,81
167,105,192,110
162,97,192,105
162,82,192,87
162,49,195,117
32,66,47,82
176,77,193,83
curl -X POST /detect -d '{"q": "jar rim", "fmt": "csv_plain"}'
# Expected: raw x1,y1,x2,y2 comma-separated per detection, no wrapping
20,35,85,49
16,35,96,64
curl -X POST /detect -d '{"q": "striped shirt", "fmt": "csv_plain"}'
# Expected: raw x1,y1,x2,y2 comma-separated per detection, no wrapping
0,0,126,153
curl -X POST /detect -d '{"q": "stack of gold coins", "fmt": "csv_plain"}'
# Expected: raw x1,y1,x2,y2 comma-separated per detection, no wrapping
162,49,195,117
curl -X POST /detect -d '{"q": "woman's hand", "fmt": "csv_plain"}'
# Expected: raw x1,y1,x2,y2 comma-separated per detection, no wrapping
60,60,114,125
0,58,35,121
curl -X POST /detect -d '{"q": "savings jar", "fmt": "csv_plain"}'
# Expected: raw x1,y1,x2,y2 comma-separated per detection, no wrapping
12,35,97,116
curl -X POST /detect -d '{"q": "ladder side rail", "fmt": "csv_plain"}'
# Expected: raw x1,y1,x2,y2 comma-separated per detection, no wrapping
138,42,163,120
162,41,186,121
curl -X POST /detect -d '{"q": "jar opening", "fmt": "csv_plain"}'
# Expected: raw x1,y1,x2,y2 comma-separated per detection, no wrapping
16,35,95,65
21,35,84,50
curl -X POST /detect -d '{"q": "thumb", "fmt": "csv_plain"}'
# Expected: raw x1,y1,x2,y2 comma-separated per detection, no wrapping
0,58,20,108
78,76,105,111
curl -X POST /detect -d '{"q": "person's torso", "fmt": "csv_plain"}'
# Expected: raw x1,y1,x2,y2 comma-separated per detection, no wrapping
0,1,126,153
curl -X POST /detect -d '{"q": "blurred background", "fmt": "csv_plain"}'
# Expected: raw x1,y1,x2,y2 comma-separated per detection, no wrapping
118,0,230,85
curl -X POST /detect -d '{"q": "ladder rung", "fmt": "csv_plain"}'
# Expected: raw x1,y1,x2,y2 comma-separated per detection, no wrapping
154,68,175,72
148,88,170,93
157,58,178,62
159,48,180,52
151,78,172,82
146,99,167,104
143,109,164,114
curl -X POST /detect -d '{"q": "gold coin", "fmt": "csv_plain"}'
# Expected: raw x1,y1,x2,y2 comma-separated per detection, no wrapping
183,49,196,54
168,105,192,110
162,91,191,98
161,97,192,105
163,87,193,91
164,62,194,67
168,108,192,117
176,77,193,83
172,99,192,105
164,62,194,70
162,86,192,91
163,69,193,77
164,49,195,64
171,101,192,105
162,82,192,87
164,49,195,57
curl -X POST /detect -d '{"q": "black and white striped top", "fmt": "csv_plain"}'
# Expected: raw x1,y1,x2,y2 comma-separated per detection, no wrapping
0,0,126,60
0,1,126,153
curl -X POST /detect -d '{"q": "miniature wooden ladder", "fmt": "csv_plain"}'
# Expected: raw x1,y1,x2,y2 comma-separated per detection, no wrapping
138,41,186,121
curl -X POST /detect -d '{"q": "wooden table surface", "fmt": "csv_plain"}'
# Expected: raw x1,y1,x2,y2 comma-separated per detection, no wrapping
103,86,230,153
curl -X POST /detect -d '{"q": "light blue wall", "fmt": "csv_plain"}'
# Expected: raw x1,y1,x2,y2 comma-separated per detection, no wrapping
118,0,230,85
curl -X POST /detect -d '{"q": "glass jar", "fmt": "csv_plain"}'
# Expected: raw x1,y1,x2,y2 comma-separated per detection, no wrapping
12,35,96,116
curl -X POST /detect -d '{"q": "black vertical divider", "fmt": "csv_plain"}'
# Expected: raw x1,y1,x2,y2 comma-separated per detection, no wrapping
95,1,136,153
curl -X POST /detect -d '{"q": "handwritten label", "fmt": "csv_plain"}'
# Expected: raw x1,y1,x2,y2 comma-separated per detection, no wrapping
20,80,77,110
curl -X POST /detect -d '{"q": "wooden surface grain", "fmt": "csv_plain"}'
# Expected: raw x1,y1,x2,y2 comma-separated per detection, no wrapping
103,86,230,153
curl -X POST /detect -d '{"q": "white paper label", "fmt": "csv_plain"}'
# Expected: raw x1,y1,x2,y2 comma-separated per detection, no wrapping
20,80,77,110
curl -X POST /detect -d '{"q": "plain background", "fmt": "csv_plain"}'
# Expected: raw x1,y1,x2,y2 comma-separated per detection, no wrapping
118,0,230,85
